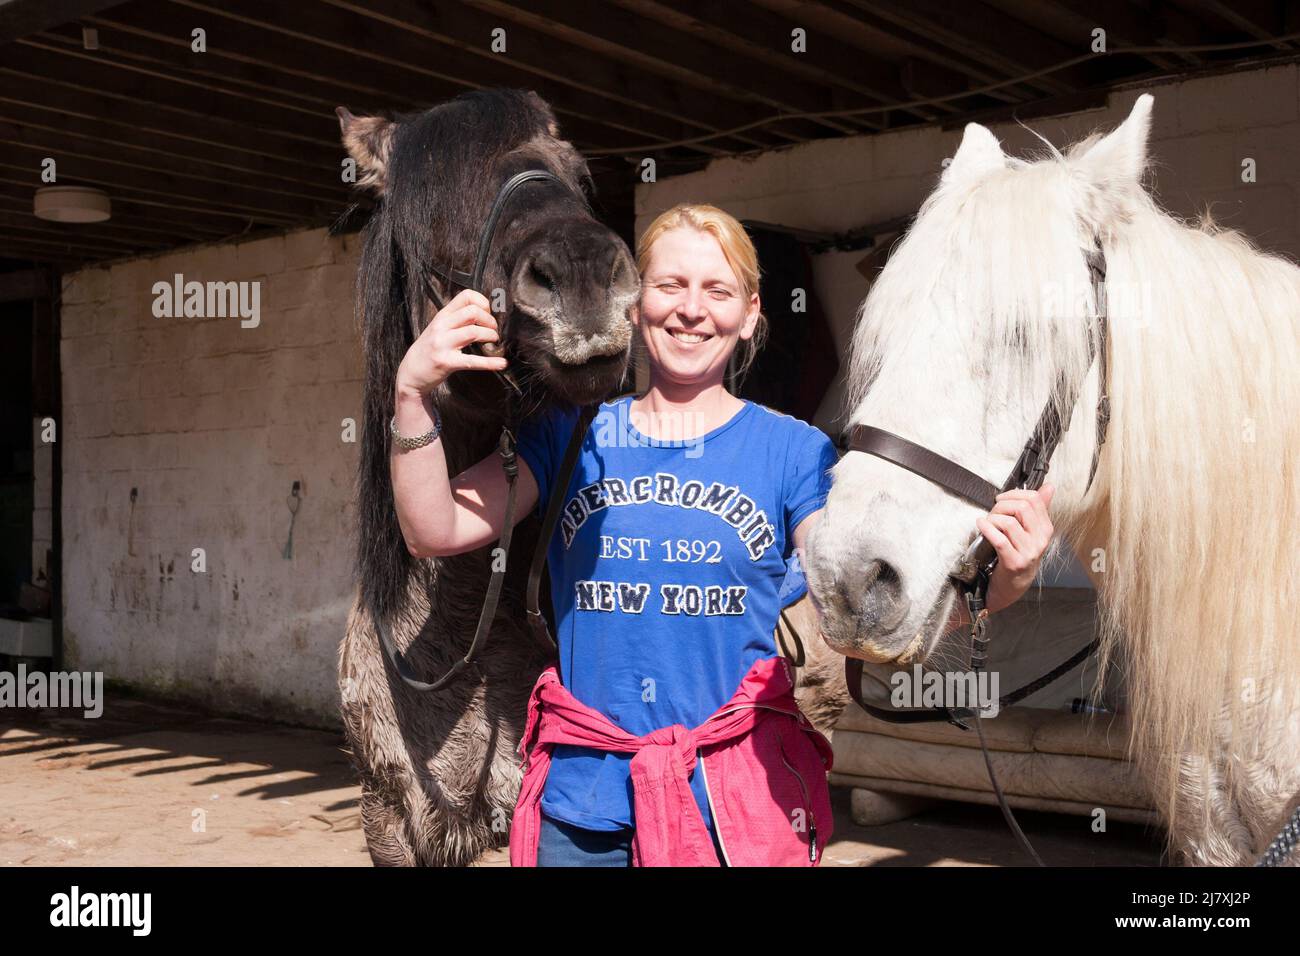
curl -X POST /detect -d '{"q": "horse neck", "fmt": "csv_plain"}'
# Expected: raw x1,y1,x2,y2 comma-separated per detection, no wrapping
1071,208,1300,835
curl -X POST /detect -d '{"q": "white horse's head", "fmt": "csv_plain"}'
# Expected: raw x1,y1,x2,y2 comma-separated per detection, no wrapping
805,95,1155,663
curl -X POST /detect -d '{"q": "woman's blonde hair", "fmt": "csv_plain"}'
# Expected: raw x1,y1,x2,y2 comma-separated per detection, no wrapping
635,203,769,383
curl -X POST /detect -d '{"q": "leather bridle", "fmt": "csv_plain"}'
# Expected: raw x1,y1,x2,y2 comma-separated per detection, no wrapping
370,167,601,693
415,168,580,314
837,239,1111,864
414,168,585,398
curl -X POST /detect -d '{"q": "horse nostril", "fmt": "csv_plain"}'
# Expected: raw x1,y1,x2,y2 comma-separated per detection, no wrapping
610,249,637,291
844,559,910,633
529,259,556,293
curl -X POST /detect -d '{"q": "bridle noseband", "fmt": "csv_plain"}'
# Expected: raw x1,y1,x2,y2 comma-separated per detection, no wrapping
410,168,589,400
838,239,1111,865
372,166,599,694
414,168,583,315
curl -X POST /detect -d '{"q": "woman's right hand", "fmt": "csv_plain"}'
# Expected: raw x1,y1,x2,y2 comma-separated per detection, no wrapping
394,288,508,396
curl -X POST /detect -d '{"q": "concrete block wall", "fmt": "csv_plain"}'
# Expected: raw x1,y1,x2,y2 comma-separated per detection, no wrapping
59,227,364,726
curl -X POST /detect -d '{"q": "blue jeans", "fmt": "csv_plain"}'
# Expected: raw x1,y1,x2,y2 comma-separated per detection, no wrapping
536,812,728,867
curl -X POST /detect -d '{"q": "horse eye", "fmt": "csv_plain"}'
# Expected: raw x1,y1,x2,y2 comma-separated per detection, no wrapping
530,262,555,292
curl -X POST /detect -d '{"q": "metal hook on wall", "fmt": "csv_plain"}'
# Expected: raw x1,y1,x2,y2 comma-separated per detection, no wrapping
128,486,138,557
282,480,301,560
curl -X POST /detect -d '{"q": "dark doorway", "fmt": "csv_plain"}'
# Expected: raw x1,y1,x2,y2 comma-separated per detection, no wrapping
0,299,34,611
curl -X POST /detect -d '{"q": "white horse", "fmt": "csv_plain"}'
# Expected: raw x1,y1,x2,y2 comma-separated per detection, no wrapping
803,94,1300,866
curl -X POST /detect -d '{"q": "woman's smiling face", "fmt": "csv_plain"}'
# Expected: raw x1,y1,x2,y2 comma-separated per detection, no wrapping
636,226,759,387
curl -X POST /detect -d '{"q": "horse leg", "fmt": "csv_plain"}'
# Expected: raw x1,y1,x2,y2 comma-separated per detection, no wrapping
355,766,422,866
1168,742,1299,866
1167,753,1254,865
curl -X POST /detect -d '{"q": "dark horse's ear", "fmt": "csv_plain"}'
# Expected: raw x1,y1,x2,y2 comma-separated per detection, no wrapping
337,106,396,195
525,90,561,138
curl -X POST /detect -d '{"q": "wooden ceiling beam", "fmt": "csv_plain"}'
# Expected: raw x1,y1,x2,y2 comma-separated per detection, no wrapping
0,245,89,268
0,162,313,232
0,0,126,44
2,219,166,256
9,38,341,147
836,0,1092,98
322,0,794,151
0,120,346,208
171,0,767,157
0,208,185,247
464,0,852,142
90,2,438,118
1,144,345,224
1019,0,1191,71
0,98,342,195
0,69,339,171
1186,0,1297,51
614,0,934,130
0,196,222,245
806,0,1030,105
1,231,122,261
41,18,424,124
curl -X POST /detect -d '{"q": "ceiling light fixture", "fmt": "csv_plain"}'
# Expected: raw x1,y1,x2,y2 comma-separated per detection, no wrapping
34,186,112,223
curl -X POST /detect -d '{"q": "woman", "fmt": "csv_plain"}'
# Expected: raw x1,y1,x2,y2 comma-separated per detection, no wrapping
388,204,1055,866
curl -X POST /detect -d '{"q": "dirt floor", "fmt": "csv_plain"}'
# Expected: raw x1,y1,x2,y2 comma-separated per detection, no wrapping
0,690,1164,867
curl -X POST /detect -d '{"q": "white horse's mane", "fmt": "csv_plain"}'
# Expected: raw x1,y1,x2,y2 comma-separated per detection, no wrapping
844,105,1300,855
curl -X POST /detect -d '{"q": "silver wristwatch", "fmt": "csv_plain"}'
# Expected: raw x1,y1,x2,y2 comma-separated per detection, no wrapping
390,405,442,450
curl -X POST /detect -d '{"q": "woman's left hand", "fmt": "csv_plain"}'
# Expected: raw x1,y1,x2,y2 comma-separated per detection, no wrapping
979,483,1055,613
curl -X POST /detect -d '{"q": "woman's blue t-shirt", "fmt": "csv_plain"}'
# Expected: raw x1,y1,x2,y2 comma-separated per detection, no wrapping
513,394,838,835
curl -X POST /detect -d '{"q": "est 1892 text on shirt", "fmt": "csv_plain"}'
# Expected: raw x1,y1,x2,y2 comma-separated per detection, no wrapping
513,394,839,836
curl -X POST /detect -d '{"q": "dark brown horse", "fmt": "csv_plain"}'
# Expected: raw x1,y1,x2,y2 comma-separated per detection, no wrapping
336,90,638,866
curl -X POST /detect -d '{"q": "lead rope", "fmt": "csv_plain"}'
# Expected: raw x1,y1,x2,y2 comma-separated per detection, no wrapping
371,393,524,692
370,251,579,691
965,569,1045,866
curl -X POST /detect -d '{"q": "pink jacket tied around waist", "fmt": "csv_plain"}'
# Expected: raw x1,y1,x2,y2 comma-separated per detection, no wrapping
509,654,834,867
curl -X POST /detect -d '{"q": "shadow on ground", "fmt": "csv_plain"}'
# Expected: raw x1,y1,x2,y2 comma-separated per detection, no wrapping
1,690,1165,866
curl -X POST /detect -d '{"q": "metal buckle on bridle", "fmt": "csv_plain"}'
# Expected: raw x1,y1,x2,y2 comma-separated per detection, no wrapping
965,578,992,673
498,423,517,479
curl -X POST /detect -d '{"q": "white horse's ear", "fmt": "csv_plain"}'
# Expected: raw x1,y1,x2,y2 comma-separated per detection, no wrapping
941,123,1004,185
1073,93,1153,187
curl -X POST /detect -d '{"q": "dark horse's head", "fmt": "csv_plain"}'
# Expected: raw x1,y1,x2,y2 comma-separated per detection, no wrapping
340,89,637,619
339,88,636,409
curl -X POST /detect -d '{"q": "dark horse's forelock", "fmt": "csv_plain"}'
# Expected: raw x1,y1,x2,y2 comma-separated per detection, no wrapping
384,90,586,278
353,89,578,624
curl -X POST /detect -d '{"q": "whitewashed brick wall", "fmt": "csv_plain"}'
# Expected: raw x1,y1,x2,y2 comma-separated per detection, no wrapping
59,227,364,726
